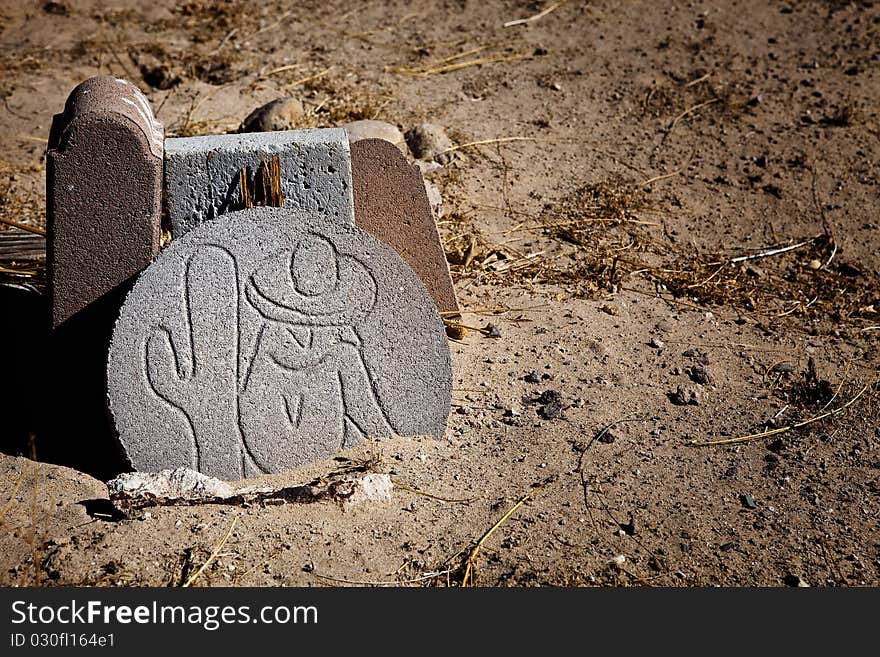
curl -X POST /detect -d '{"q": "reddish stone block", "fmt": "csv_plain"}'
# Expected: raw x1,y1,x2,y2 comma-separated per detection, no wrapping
47,76,163,328
350,138,459,315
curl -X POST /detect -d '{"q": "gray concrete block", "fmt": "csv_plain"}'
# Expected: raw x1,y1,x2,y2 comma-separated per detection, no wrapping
164,129,354,238
47,76,163,327
108,207,451,480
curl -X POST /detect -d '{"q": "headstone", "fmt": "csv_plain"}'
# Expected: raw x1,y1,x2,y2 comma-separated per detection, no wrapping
350,138,459,315
164,128,354,238
47,76,163,328
107,207,451,480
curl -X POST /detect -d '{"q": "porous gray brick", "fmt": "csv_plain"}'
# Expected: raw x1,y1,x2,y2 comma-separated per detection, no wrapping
107,207,451,480
164,129,354,238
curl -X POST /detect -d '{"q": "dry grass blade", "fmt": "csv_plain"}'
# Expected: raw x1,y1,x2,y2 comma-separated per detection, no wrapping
313,569,455,587
690,383,871,446
391,45,533,77
438,136,541,155
390,479,476,504
283,66,334,91
0,217,46,236
418,52,533,76
724,237,817,264
461,477,554,587
182,516,238,588
0,466,28,526
504,1,565,27
667,98,720,132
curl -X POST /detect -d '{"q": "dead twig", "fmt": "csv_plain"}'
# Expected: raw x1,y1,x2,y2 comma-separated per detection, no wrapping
0,218,46,236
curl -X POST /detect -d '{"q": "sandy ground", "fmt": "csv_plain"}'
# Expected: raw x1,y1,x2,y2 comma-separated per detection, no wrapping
0,0,878,587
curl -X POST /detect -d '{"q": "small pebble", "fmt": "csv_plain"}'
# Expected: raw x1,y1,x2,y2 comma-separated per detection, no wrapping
688,364,712,385
650,337,665,349
740,493,757,509
669,385,701,405
484,323,502,338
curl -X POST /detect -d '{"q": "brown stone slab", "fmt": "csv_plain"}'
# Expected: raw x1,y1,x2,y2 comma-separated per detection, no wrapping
350,138,459,315
47,76,163,328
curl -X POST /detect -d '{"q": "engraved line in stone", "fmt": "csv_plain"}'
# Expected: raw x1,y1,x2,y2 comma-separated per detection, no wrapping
337,369,354,450
240,322,266,393
145,325,199,471
353,324,397,434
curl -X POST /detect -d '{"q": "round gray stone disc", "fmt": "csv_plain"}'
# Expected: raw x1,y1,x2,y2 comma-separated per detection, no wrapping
107,207,451,480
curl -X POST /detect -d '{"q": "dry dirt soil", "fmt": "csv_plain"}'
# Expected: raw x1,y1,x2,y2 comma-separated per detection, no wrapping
0,0,878,587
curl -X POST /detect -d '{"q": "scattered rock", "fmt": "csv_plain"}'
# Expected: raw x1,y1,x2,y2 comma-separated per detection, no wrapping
649,337,665,349
346,473,393,506
771,362,795,374
598,430,615,444
484,322,502,338
537,389,565,419
43,1,69,15
405,123,454,164
668,385,701,405
740,493,757,509
524,370,541,384
687,364,712,385
342,119,406,151
783,573,809,587
610,554,626,566
239,97,306,132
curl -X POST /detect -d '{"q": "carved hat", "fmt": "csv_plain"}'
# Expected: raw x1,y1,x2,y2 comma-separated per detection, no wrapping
245,234,378,326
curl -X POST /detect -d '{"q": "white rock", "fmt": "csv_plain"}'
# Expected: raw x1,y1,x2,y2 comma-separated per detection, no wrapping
346,473,393,506
107,468,234,499
343,119,407,152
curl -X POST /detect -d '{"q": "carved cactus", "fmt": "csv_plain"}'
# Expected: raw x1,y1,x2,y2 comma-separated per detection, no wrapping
146,245,243,478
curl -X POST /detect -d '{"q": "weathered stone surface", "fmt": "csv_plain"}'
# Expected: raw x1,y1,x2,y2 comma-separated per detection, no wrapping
164,128,354,238
108,207,451,480
239,97,306,132
47,75,162,327
351,138,459,315
343,119,407,152
107,467,234,500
